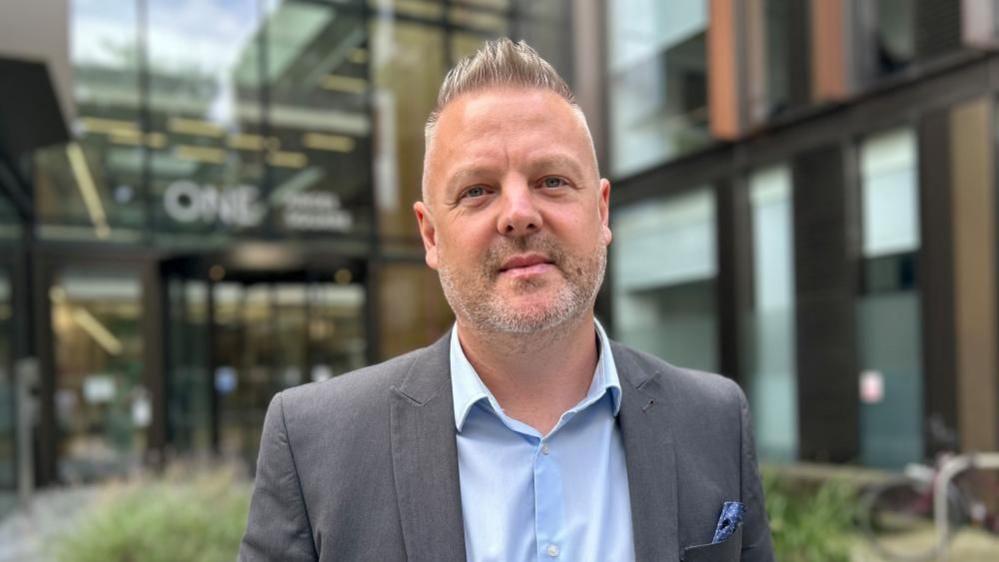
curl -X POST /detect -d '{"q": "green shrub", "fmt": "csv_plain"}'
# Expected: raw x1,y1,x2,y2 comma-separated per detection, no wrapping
764,468,858,562
52,465,251,562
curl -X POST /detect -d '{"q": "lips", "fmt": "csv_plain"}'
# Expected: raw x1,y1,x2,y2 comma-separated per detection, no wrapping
499,253,553,271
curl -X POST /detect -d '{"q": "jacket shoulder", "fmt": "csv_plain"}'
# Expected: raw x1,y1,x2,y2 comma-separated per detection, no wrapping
610,341,744,408
277,343,435,423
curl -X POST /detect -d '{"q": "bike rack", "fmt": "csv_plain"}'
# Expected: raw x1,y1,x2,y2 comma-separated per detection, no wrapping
934,452,999,561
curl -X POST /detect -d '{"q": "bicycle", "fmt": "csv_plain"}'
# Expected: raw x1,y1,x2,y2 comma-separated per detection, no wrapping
859,451,999,561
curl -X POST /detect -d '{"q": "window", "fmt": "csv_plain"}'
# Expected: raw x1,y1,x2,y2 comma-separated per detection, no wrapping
744,165,797,462
857,127,923,469
611,188,719,371
608,1,710,176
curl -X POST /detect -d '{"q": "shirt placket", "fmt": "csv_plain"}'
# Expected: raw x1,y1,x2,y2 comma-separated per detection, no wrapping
532,435,565,561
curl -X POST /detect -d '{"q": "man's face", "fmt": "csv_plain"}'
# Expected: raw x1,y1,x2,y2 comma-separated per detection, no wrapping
414,87,612,334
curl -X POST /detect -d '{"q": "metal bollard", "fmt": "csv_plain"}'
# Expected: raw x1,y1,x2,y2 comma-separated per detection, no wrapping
14,357,38,510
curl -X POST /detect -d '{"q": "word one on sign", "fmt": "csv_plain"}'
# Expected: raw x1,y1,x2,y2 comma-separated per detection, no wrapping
163,181,352,232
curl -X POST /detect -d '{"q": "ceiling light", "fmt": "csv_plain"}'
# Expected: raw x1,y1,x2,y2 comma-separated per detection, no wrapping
303,133,355,152
66,143,111,239
322,75,367,95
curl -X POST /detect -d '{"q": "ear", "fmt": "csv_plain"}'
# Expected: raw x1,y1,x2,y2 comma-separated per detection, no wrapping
599,178,612,246
413,201,440,270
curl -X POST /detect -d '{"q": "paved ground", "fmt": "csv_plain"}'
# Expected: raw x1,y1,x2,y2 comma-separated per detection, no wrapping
0,487,100,562
851,528,999,562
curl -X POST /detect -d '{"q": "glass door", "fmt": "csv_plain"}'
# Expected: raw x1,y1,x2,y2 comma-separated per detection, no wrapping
213,280,366,470
49,268,146,482
166,269,367,472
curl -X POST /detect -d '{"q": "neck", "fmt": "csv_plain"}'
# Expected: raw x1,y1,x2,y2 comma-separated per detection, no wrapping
456,314,599,435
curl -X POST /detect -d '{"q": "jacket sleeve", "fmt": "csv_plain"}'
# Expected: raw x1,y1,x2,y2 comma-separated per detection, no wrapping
239,392,319,562
737,386,776,562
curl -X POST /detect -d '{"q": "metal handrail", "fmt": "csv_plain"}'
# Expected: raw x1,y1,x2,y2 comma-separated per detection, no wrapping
933,451,999,561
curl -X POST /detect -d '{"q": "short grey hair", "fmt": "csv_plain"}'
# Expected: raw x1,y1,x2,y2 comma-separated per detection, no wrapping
422,38,592,202
425,38,577,137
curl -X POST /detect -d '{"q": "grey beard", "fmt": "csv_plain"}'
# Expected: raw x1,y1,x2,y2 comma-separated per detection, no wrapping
437,237,606,335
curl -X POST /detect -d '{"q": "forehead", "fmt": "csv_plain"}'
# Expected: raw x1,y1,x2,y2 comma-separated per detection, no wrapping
431,87,592,162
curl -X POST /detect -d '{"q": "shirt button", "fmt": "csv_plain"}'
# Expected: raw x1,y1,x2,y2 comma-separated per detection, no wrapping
546,544,560,557
541,443,551,455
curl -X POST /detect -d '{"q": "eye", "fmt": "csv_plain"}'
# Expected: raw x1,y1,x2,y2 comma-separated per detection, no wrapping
541,176,567,189
462,186,488,199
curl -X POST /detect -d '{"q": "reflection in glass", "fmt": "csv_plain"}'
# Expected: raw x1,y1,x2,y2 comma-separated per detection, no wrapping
612,188,719,371
0,194,19,239
36,0,144,241
146,0,264,241
371,21,445,241
608,1,710,175
214,281,366,470
52,269,145,482
763,0,791,118
167,279,211,456
858,128,923,469
875,0,915,75
378,264,452,361
266,1,372,239
744,166,797,462
0,271,14,493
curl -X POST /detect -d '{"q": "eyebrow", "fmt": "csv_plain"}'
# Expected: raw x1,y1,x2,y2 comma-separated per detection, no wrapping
526,153,588,179
442,152,592,200
445,166,499,198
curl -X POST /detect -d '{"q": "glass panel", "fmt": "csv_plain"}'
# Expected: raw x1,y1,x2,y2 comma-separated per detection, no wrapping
858,286,923,468
875,0,915,75
608,0,710,175
214,280,365,470
612,188,719,371
0,194,19,239
450,32,493,65
167,279,212,456
371,21,445,241
512,0,572,83
266,1,373,239
858,126,922,469
0,270,14,493
147,0,265,243
51,268,145,482
448,6,508,34
378,264,452,361
764,0,791,117
745,166,797,462
35,0,144,242
308,281,367,379
861,128,919,257
215,283,272,467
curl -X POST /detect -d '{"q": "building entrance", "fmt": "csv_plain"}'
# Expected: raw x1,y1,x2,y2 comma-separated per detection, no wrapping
164,255,368,472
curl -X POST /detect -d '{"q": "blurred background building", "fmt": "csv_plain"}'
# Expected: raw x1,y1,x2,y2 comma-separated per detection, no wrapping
1,0,998,504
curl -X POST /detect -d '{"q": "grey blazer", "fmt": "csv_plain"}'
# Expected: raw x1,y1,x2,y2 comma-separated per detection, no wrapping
239,335,775,562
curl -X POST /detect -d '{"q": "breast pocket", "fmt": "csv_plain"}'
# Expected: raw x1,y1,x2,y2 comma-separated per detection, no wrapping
681,524,742,562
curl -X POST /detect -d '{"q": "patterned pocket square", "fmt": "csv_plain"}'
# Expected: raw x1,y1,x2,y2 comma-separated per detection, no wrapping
711,501,744,544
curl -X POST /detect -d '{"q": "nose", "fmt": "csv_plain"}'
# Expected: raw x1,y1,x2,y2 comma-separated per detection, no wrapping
497,182,542,236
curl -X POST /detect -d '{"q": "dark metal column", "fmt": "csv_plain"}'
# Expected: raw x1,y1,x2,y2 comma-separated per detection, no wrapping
792,143,861,463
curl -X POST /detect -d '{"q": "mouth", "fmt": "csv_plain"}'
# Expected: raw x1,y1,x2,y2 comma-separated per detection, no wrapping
498,254,556,277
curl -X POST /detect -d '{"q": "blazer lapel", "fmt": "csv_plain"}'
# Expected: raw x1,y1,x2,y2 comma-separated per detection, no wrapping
613,342,680,562
390,335,467,562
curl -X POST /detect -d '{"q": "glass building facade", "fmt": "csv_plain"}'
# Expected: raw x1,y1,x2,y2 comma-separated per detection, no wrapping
605,0,999,470
0,0,573,489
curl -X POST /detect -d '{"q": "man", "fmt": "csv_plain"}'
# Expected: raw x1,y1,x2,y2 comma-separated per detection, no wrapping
240,39,774,562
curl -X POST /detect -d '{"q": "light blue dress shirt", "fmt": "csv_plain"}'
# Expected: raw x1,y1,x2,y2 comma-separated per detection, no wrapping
450,321,635,562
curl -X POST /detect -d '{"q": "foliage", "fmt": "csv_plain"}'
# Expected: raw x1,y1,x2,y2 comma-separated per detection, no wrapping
764,468,858,562
51,465,251,562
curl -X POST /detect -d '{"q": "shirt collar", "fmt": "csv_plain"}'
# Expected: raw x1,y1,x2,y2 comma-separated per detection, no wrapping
450,319,623,432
